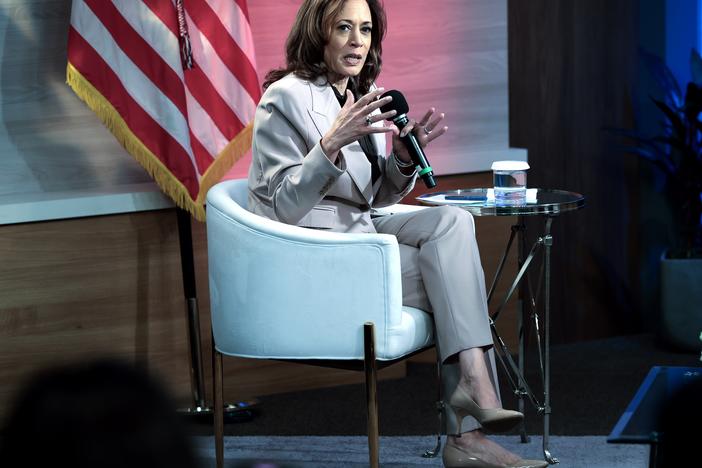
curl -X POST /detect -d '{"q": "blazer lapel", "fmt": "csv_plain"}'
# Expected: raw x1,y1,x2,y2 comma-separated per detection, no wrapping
307,78,373,204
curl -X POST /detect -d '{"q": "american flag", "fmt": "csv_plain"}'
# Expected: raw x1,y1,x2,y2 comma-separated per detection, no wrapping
66,0,260,220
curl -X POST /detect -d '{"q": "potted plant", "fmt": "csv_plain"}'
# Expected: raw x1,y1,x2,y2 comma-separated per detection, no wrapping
617,49,702,351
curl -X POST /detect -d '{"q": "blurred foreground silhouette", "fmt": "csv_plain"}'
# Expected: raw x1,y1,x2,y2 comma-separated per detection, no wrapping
0,359,199,468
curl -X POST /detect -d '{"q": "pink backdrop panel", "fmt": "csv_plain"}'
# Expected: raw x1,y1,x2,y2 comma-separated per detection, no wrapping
226,0,510,179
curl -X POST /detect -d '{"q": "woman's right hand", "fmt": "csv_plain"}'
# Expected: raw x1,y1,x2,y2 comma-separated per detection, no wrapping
320,88,397,161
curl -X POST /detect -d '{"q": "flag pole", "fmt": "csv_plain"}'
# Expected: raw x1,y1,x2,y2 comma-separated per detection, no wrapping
176,208,208,411
175,208,257,420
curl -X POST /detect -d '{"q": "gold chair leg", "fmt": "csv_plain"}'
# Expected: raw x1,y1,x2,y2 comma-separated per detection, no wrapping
213,341,224,468
364,322,379,468
423,346,444,458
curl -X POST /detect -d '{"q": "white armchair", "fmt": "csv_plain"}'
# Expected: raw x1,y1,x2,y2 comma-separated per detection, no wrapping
206,179,436,468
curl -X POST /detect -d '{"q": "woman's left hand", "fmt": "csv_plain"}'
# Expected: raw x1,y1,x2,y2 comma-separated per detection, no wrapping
391,107,448,165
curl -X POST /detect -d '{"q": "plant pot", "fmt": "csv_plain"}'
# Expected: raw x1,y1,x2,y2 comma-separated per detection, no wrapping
660,251,702,352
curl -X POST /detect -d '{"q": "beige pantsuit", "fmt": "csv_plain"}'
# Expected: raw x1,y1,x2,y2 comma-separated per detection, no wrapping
373,205,501,433
249,73,499,434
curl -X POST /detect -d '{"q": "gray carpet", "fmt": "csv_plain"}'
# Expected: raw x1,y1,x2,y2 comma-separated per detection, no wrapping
191,435,649,467
186,334,697,438
185,334,690,467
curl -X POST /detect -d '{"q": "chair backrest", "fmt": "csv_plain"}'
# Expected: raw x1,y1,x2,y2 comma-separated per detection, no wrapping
222,178,249,209
205,179,420,361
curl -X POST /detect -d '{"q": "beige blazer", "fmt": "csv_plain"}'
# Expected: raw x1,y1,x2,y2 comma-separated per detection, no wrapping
248,74,417,233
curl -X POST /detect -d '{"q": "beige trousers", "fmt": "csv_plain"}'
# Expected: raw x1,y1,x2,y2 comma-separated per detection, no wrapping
372,205,501,434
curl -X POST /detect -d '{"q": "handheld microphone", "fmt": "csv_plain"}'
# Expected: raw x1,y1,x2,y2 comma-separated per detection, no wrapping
379,90,436,188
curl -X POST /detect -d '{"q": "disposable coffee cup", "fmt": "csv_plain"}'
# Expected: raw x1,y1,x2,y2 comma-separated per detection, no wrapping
491,160,530,205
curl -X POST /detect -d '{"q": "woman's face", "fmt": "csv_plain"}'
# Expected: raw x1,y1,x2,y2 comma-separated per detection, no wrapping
323,0,372,80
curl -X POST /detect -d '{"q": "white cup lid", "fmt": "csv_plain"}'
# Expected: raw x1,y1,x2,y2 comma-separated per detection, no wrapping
491,160,530,171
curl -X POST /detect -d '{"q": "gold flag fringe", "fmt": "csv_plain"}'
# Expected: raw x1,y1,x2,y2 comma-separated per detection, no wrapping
197,123,252,208
66,62,253,222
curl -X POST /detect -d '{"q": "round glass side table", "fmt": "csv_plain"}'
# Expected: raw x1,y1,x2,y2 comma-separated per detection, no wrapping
416,188,585,216
417,188,586,465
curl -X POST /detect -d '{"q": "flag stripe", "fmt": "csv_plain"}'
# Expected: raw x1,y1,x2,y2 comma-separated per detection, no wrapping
183,86,229,157
185,13,256,126
205,0,257,68
186,0,260,103
189,128,216,175
112,0,183,79
234,0,250,20
184,65,245,141
68,27,199,196
142,0,180,37
84,0,188,117
71,0,195,167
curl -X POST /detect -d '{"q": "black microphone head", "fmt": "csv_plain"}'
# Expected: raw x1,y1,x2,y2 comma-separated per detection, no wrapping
379,89,409,118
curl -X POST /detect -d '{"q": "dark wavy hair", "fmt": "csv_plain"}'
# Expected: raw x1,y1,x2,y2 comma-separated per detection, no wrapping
263,0,386,96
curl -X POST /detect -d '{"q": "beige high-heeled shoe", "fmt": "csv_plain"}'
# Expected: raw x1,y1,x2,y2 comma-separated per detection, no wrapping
442,442,550,468
449,385,523,433
442,442,502,468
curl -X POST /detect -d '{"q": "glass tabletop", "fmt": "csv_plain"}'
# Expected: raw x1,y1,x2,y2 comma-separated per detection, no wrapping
416,188,586,216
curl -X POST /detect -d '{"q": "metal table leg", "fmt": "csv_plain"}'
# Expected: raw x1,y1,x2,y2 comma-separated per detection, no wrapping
487,215,560,464
517,220,530,444
542,217,557,464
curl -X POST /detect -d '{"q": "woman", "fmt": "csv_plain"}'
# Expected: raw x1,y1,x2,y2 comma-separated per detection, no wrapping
248,1,548,467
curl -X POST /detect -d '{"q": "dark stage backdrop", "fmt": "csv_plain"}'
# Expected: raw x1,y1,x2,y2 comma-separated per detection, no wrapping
508,0,641,343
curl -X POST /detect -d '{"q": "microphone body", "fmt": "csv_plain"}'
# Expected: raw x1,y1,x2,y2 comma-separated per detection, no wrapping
379,90,436,188
391,113,436,188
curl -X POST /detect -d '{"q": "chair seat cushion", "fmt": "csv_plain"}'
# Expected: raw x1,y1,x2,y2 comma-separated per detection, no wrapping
379,306,434,360
215,305,434,362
